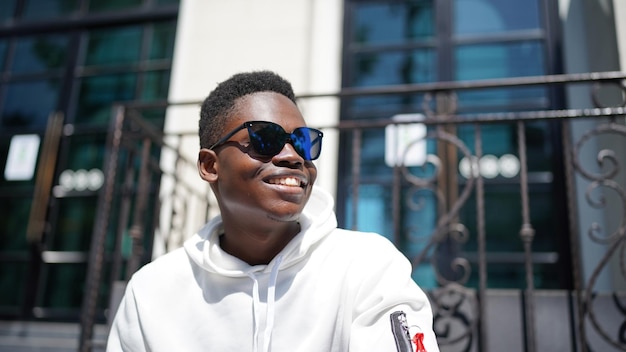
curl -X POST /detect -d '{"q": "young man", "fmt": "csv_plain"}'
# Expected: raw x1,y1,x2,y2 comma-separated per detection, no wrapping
107,71,439,352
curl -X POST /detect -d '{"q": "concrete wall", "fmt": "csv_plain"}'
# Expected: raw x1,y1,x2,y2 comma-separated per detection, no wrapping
158,0,344,252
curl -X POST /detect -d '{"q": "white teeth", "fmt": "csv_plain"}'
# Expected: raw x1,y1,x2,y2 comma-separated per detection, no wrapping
269,177,301,187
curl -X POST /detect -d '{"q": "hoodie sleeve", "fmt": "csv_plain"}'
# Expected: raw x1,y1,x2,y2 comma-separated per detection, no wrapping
106,281,147,352
348,235,440,352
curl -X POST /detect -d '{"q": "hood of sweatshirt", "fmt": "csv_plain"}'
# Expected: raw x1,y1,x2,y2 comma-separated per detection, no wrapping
183,185,337,277
183,186,337,352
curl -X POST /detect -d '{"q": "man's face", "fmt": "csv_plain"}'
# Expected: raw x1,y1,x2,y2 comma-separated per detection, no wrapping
203,91,318,226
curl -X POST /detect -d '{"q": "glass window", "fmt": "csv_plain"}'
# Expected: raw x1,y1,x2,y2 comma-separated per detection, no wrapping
454,0,541,35
456,86,549,113
0,263,27,307
352,1,434,45
0,1,17,22
455,41,545,81
342,0,567,292
63,135,106,171
342,181,438,289
88,0,142,13
345,94,427,117
0,40,7,69
22,0,79,20
40,263,86,308
351,49,436,87
462,184,564,289
156,0,179,5
12,35,70,74
150,21,177,60
50,197,97,251
0,198,31,250
0,2,179,320
454,41,547,111
2,79,61,128
141,70,170,101
85,26,142,66
74,74,136,125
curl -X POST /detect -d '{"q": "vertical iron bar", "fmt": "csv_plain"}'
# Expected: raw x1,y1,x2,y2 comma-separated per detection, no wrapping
351,129,362,230
126,138,152,278
79,105,126,352
560,120,587,352
23,112,64,319
517,121,536,352
110,150,137,285
474,124,488,352
26,112,64,243
392,164,402,247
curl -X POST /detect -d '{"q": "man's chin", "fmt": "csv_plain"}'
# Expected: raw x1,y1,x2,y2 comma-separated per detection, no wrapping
265,206,305,223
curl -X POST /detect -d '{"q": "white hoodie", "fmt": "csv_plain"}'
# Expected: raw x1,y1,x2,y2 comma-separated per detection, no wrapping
107,187,439,352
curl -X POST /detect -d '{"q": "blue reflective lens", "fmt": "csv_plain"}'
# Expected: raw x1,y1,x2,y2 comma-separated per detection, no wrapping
210,121,323,161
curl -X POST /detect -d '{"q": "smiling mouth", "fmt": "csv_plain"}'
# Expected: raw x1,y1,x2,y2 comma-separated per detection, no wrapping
267,177,306,188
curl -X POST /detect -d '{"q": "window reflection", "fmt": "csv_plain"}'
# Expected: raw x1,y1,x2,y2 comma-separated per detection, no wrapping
51,197,98,251
455,41,545,80
142,70,171,101
343,0,564,290
351,49,436,87
75,74,136,125
2,80,61,128
22,0,79,20
0,40,7,70
150,21,177,60
0,0,178,318
85,26,142,66
352,1,434,45
454,0,541,34
156,0,179,4
41,263,86,308
12,35,69,74
64,135,106,171
88,0,142,13
0,263,27,306
0,1,16,22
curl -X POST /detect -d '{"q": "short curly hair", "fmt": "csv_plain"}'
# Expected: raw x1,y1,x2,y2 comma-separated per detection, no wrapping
199,70,297,149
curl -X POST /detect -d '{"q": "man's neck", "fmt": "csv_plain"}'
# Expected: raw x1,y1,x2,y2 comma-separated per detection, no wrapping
219,222,300,265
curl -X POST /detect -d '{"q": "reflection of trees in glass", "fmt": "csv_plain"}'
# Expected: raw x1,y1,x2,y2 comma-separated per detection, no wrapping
0,1,16,22
353,1,433,44
23,0,79,20
53,197,98,251
406,1,434,40
2,112,31,126
351,2,434,88
77,74,136,125
86,27,142,66
33,37,67,70
2,80,60,128
142,71,170,101
150,21,177,60
66,136,105,172
0,263,27,306
43,264,87,308
89,0,142,13
13,36,68,73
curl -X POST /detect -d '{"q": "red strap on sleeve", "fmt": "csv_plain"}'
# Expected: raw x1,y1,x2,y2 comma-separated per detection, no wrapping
412,332,427,352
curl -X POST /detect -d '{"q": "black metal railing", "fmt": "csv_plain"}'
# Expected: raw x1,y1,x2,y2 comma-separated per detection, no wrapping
80,71,626,352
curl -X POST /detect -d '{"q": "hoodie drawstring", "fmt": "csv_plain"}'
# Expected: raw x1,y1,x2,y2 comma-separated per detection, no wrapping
247,254,284,352
247,273,261,352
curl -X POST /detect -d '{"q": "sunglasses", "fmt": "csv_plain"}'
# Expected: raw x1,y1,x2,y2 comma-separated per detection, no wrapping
209,121,323,161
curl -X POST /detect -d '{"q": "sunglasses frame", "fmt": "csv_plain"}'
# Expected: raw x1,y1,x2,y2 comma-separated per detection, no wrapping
208,121,323,161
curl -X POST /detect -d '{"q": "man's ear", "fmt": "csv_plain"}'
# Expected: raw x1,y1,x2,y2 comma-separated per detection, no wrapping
198,148,219,183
